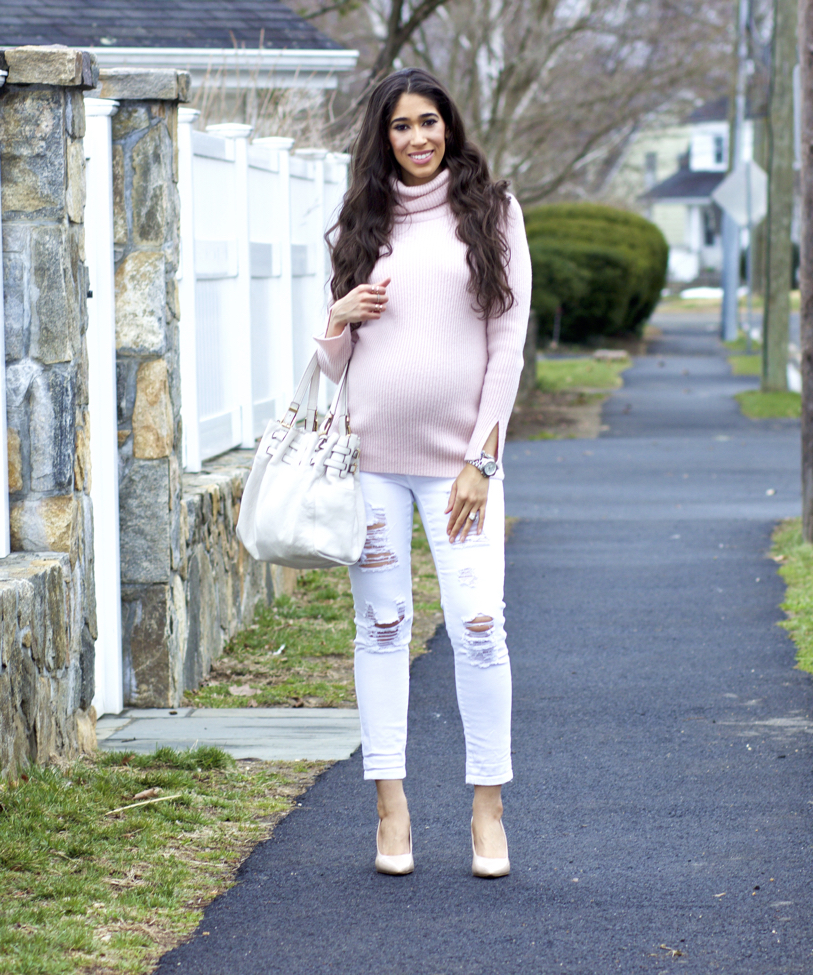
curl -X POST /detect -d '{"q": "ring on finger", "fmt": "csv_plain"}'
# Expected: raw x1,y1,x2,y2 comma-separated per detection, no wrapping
468,510,477,521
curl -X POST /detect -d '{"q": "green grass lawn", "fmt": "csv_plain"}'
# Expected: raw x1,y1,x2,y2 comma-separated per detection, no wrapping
734,390,801,419
771,519,813,675
0,747,324,975
536,356,629,394
728,354,761,376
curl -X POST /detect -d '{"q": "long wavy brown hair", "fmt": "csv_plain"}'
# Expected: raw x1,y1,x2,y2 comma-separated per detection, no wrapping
328,68,515,321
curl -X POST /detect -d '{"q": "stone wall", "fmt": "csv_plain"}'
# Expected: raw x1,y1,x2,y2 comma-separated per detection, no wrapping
0,46,99,775
99,69,187,708
181,451,296,698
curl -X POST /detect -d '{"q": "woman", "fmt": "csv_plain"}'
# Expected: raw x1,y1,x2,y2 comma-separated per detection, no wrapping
315,67,531,878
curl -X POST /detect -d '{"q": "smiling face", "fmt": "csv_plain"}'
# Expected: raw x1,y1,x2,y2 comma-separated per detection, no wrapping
388,92,447,186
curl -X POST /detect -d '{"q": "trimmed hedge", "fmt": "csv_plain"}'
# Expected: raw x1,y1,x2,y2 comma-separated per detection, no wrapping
524,202,668,343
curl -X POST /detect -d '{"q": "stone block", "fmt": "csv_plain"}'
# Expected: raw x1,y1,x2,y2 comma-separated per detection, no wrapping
79,493,97,642
3,229,29,360
184,545,219,691
121,584,172,707
119,459,170,584
5,358,40,408
66,138,86,224
10,496,77,554
0,89,65,217
115,251,166,354
7,428,23,494
29,367,75,492
75,706,97,754
111,103,151,140
41,559,69,670
132,358,173,458
4,46,96,88
30,226,79,364
132,125,171,246
65,91,86,139
33,675,57,762
74,412,91,492
111,145,128,245
98,68,190,102
271,564,298,599
170,574,187,700
79,623,95,710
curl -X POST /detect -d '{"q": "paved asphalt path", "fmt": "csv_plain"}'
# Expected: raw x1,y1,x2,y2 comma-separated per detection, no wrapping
158,317,812,975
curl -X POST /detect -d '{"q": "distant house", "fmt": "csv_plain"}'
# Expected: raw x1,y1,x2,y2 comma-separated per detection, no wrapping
640,98,756,284
0,1,358,100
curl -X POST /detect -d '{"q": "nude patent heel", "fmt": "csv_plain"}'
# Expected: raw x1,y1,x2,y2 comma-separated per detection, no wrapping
375,820,414,875
471,818,510,878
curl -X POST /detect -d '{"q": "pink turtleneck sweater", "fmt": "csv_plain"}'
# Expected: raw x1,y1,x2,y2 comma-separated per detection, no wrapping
314,168,532,477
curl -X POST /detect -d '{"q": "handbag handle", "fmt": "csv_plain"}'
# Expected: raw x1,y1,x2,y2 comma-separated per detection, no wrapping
278,353,351,435
318,359,351,437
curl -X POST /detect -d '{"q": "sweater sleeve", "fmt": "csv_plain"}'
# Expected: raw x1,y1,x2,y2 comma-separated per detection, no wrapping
313,309,355,383
465,195,532,464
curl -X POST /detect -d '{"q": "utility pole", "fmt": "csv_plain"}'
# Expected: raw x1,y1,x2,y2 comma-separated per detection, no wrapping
722,0,749,342
799,0,813,539
763,0,798,390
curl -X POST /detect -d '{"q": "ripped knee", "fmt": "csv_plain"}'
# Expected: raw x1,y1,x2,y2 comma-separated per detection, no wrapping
461,613,507,667
359,507,398,571
466,614,493,632
360,599,407,651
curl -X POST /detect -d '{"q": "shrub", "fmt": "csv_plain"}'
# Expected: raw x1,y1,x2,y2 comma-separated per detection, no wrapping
524,202,668,342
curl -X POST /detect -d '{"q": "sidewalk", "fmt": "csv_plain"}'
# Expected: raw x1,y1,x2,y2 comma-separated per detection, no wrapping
97,708,361,762
155,316,812,975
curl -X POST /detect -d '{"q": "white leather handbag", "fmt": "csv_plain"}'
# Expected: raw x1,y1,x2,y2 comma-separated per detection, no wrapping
236,353,366,568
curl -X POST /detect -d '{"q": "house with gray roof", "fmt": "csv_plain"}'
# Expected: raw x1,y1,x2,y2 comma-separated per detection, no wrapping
0,1,358,94
641,97,757,284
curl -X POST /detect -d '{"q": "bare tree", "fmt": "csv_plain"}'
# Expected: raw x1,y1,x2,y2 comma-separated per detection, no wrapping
762,0,798,392
300,0,734,202
799,0,813,540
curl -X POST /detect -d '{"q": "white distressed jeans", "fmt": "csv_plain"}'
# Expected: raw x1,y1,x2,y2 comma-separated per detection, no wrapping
349,472,513,786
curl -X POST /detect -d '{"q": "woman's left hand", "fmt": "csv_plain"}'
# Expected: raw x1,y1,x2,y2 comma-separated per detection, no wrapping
445,464,489,543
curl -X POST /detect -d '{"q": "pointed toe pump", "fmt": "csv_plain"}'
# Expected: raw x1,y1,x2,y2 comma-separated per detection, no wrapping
375,821,414,875
471,819,510,878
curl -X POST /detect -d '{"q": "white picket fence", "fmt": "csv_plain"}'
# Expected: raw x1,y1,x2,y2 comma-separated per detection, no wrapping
77,103,347,715
177,110,349,470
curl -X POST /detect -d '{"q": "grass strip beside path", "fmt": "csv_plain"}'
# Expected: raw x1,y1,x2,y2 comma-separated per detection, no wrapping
0,747,324,975
536,356,628,394
771,519,813,675
728,354,761,376
735,390,801,420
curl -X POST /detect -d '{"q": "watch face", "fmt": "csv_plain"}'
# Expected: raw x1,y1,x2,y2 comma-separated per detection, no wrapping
483,460,498,476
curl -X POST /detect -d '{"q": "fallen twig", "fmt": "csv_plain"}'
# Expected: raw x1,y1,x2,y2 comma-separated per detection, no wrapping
106,794,183,816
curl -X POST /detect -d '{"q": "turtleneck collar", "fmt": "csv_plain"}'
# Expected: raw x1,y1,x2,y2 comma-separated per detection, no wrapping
392,167,451,217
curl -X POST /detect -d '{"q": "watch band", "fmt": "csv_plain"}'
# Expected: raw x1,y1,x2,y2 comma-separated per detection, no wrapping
468,452,498,478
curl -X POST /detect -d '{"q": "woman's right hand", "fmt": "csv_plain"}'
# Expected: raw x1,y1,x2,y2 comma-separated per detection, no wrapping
326,278,391,337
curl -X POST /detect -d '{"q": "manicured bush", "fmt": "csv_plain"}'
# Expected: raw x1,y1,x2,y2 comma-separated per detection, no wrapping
524,202,668,343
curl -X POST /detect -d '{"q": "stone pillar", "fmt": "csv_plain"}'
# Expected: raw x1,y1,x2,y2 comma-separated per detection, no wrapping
0,46,99,773
94,68,190,707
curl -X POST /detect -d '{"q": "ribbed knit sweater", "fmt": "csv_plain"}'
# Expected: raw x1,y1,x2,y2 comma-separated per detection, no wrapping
314,168,532,477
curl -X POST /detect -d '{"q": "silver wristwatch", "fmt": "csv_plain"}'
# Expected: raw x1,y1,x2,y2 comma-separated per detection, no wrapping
468,452,498,478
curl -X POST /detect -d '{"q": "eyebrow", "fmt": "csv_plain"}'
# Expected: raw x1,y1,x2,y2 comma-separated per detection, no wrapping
390,112,439,123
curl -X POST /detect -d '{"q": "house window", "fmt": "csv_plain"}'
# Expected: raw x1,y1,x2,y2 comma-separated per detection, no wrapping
702,206,719,246
644,152,657,189
713,134,725,166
